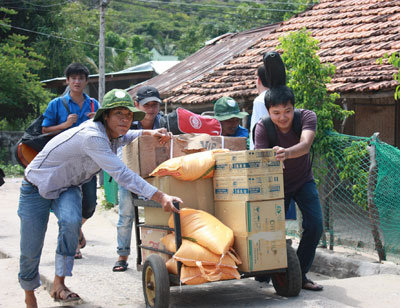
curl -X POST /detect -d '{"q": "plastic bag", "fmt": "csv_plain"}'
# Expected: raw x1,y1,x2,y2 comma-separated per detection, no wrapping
150,149,229,181
168,208,234,255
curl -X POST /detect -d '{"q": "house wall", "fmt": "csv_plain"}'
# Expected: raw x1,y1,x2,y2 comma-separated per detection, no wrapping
341,92,398,146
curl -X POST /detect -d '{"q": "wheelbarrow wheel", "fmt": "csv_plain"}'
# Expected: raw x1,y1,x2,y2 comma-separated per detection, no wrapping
271,245,302,297
142,254,170,308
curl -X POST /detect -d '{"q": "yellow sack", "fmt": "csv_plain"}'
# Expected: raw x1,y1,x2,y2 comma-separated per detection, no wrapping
150,149,229,181
161,233,177,253
180,264,240,285
165,258,178,275
168,208,234,255
161,234,237,267
175,241,239,268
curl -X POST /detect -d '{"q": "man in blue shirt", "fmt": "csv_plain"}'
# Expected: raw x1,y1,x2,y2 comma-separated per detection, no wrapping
42,63,100,259
213,96,249,137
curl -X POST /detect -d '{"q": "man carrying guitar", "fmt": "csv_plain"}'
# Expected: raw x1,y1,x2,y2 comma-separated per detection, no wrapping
41,63,100,259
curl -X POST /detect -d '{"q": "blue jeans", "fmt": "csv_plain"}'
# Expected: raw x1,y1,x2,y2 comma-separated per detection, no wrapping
116,186,135,257
284,180,323,282
81,175,97,219
18,180,82,290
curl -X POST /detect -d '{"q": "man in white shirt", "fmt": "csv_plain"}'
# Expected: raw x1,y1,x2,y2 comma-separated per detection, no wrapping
249,65,269,150
19,89,182,307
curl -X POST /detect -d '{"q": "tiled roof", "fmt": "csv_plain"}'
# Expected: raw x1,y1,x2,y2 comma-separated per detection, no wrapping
156,0,400,106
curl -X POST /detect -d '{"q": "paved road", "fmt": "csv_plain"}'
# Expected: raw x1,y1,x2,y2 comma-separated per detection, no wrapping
1,177,399,308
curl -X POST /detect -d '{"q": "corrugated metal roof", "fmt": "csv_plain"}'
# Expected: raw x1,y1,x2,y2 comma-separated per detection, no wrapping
41,61,179,83
127,23,280,107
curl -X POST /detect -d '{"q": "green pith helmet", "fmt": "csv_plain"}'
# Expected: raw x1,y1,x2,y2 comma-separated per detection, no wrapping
93,89,145,122
213,96,249,121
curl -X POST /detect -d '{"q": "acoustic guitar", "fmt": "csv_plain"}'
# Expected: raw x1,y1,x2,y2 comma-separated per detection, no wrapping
16,143,39,168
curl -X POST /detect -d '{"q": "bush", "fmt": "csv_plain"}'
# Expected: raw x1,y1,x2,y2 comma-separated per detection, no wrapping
0,163,24,177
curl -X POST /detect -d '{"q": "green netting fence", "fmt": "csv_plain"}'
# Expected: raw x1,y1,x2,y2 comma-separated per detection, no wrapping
286,131,400,264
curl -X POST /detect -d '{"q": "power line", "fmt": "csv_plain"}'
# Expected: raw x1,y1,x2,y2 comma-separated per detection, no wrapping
2,3,297,23
113,0,300,12
4,1,304,14
233,0,316,5
0,22,131,53
21,0,73,8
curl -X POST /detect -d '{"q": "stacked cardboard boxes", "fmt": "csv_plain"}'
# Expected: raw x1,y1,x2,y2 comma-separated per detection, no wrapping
123,134,247,178
122,134,246,223
213,149,287,272
144,176,214,226
123,133,247,221
121,134,247,258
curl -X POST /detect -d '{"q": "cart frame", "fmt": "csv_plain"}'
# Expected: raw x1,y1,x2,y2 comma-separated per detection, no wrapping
132,197,302,307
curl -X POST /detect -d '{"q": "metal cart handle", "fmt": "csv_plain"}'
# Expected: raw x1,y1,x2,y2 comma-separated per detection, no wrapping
172,201,182,280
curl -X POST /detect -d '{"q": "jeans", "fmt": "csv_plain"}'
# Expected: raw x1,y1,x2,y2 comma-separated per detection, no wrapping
81,175,97,219
18,180,82,290
284,180,323,282
116,186,135,257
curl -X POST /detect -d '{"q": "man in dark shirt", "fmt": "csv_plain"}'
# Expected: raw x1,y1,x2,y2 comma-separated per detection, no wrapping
254,85,323,291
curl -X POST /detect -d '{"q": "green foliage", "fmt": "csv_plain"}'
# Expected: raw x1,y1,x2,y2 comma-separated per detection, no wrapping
0,8,53,127
1,0,314,80
98,188,114,210
278,29,376,210
0,162,24,177
337,140,370,209
278,28,354,158
377,52,400,100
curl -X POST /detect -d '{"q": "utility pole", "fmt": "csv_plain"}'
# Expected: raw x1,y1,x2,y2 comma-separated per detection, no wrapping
98,0,108,105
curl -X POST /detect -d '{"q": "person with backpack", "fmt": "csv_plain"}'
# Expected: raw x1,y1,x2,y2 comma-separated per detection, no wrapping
254,85,324,291
250,51,286,149
112,85,165,272
19,88,182,307
42,63,100,259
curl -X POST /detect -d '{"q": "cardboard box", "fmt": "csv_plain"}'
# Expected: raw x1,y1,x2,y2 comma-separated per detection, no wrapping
213,174,284,201
123,134,247,178
214,199,285,235
144,176,214,226
140,227,171,263
214,149,283,177
143,207,171,226
234,235,287,272
215,200,287,272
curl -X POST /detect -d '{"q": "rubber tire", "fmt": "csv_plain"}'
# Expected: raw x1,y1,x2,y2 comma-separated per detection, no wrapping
142,254,170,308
271,245,302,297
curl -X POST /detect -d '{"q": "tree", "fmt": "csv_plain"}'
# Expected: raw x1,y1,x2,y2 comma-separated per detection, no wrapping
378,52,400,100
278,28,353,157
0,8,52,129
279,29,389,260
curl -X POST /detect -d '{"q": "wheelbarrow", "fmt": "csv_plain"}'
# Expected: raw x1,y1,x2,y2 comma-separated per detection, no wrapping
132,199,302,308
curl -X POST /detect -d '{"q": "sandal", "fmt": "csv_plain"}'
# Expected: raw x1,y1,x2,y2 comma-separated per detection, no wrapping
113,260,128,272
79,230,86,249
302,278,323,291
74,248,82,259
51,286,81,302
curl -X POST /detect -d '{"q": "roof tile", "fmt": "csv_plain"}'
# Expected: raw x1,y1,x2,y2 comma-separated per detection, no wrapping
131,0,400,106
